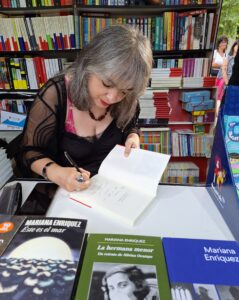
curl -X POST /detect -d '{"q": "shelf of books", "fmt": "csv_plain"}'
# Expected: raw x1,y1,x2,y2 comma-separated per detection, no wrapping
206,85,239,242
0,1,222,185
139,61,217,184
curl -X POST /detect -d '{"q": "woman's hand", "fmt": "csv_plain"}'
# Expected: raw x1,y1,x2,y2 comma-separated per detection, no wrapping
124,133,140,157
48,164,91,192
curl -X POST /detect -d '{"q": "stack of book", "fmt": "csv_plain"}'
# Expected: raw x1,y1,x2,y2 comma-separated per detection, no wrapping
0,147,13,189
182,77,204,88
204,76,217,87
139,89,171,122
171,129,213,157
161,161,199,184
150,68,182,88
191,110,215,124
0,57,67,90
140,127,171,154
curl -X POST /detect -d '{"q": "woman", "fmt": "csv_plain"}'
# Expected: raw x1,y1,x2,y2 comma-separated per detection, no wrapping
212,40,239,130
101,265,159,300
216,39,239,100
19,25,153,192
211,35,228,76
229,40,239,85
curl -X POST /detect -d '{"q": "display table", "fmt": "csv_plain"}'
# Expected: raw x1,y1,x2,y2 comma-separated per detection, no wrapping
2,181,234,240
13,180,234,241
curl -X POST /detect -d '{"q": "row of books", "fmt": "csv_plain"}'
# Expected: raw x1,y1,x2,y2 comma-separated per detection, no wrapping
0,0,72,7
161,161,200,184
0,99,29,114
0,15,75,51
156,58,209,78
140,128,171,154
77,0,139,4
76,0,218,4
0,58,214,91
139,89,171,120
139,128,213,158
1,215,238,300
0,57,67,90
75,11,217,51
139,89,215,124
171,129,213,157
0,12,216,52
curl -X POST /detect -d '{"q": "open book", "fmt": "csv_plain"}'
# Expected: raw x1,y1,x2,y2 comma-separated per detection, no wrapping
70,145,170,226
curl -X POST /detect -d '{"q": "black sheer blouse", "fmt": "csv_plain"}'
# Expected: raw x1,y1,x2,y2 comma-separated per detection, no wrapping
20,75,140,176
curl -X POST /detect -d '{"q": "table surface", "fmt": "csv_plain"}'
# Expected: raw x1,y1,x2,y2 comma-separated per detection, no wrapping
7,180,234,241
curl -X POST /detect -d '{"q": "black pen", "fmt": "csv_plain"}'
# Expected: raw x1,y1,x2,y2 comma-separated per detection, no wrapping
64,151,84,183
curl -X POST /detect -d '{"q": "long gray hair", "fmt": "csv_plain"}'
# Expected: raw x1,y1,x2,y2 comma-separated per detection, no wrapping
65,24,153,128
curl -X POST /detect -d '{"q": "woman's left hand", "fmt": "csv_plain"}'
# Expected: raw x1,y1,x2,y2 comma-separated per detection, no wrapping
124,133,140,157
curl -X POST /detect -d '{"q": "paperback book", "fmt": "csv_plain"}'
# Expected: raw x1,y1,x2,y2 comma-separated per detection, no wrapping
0,217,87,300
70,145,170,226
0,215,26,256
163,237,239,300
76,233,171,300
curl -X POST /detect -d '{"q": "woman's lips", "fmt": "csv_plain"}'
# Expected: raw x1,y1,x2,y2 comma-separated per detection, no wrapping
100,99,110,107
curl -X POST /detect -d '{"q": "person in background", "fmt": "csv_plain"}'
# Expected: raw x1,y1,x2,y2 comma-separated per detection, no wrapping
18,25,153,192
212,39,239,130
211,35,228,77
101,264,159,300
228,38,239,86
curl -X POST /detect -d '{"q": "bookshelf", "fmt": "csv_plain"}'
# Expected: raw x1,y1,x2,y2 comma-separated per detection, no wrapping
0,0,222,183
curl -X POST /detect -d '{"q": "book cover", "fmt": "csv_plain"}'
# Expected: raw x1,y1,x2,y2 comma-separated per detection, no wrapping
224,115,239,156
76,234,171,300
0,217,87,299
163,237,239,300
70,145,170,226
0,110,26,129
0,215,26,256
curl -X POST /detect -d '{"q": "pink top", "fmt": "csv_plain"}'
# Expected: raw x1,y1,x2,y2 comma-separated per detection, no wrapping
65,76,77,134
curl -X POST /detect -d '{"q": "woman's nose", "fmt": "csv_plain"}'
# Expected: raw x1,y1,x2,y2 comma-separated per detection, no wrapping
106,88,121,103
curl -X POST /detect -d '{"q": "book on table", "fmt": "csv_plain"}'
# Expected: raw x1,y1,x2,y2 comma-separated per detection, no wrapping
70,144,170,226
0,216,87,300
162,237,239,300
76,233,171,300
0,215,27,256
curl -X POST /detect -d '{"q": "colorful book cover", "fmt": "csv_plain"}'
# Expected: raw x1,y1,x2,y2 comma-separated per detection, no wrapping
224,115,239,156
76,234,171,300
0,215,26,256
0,217,87,299
163,237,239,300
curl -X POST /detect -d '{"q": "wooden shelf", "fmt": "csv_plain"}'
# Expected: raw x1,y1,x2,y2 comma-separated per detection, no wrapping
76,4,219,15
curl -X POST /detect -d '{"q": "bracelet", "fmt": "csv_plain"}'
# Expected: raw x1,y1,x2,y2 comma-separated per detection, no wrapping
42,161,55,180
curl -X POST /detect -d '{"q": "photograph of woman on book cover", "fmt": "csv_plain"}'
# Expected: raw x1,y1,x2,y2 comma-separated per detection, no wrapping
193,283,219,300
170,282,195,300
216,285,239,300
87,263,159,300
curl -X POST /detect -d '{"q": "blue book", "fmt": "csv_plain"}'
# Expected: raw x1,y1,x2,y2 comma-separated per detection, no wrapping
224,115,239,155
163,237,239,300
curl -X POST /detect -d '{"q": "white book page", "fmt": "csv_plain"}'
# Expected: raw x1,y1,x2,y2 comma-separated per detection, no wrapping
70,176,152,226
99,145,170,197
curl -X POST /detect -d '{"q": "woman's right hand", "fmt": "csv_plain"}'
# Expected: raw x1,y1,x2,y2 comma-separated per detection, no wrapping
48,164,91,192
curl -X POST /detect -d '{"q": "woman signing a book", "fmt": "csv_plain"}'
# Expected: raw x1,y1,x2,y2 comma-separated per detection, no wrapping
17,25,153,192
